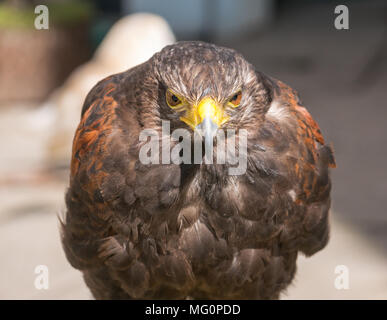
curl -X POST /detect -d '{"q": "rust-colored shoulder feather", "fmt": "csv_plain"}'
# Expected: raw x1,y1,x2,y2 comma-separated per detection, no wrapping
261,77,335,256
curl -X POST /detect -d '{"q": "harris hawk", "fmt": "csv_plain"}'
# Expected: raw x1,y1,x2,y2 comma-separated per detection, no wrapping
61,41,336,299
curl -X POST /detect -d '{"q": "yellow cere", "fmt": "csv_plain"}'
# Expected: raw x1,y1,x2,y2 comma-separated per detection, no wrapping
180,97,229,129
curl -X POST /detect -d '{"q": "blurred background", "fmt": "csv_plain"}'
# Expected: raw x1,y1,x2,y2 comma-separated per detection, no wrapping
0,0,386,299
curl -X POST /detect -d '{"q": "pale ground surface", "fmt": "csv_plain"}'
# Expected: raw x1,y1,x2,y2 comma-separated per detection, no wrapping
1,2,386,299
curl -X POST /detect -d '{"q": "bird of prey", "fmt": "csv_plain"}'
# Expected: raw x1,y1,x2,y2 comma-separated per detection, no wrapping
61,41,335,299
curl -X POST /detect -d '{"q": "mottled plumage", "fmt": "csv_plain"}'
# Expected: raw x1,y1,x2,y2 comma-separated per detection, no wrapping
61,41,335,299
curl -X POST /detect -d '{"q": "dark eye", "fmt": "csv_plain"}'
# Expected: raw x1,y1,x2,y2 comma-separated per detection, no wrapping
166,90,182,107
229,91,242,107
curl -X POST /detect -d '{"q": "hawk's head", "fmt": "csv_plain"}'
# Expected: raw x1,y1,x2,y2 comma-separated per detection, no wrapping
150,41,273,140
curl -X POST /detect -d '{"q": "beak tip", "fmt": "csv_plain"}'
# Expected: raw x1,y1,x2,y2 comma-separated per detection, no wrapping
195,117,219,140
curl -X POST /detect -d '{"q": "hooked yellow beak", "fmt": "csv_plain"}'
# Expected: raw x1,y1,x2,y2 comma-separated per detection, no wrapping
180,97,228,139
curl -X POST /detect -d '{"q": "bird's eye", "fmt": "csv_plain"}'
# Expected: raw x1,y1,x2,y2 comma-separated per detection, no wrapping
166,90,182,108
228,91,242,107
